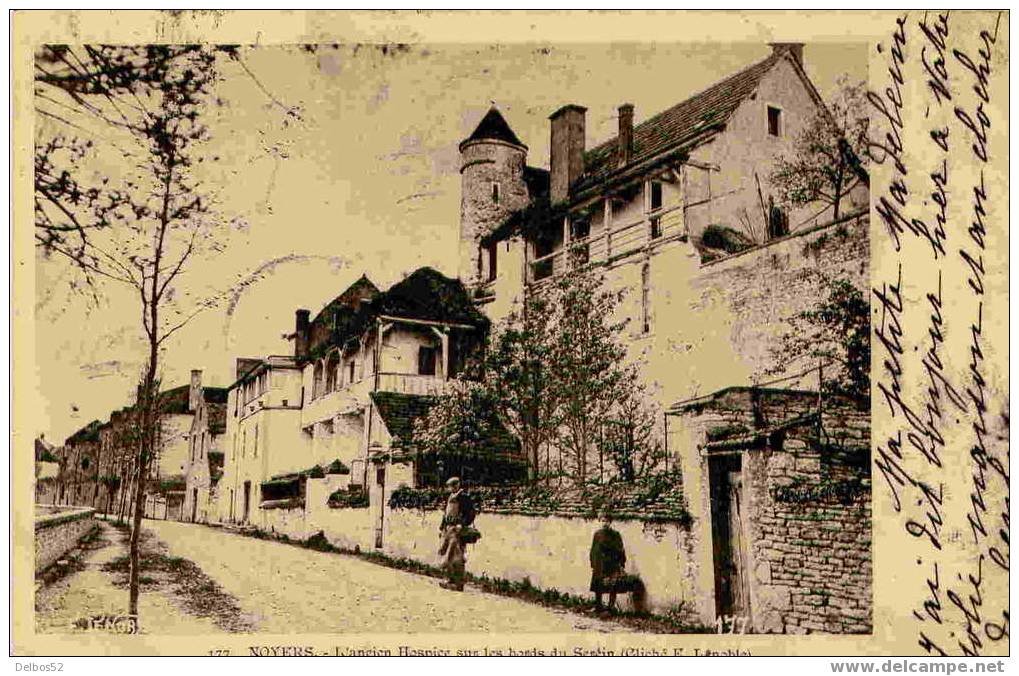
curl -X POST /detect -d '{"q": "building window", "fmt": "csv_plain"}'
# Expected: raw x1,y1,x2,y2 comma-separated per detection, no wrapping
570,217,590,265
418,346,438,376
641,263,651,334
491,182,500,204
486,241,498,282
326,355,338,392
649,181,663,239
767,106,782,137
253,425,258,458
313,361,324,399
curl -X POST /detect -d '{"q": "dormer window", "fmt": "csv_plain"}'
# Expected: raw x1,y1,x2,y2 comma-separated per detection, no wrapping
767,106,783,137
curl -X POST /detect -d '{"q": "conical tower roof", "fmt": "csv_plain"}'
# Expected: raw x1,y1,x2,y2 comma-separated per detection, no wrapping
461,107,525,149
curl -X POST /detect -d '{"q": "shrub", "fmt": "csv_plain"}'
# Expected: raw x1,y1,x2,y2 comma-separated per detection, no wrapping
326,459,351,475
699,224,755,255
327,486,368,509
388,485,445,510
303,530,334,552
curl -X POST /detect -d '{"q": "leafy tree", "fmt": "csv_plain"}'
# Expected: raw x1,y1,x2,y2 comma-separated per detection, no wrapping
474,291,562,477
770,78,869,222
770,276,870,402
547,267,632,484
600,391,666,482
416,265,657,485
411,379,517,482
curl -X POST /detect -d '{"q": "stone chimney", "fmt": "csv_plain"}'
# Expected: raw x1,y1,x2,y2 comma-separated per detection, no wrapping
294,309,311,359
618,103,634,168
769,42,804,68
189,369,202,413
549,104,587,204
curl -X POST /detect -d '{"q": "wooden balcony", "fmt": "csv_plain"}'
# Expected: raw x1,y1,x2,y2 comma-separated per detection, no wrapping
303,371,449,426
527,203,685,285
375,372,450,396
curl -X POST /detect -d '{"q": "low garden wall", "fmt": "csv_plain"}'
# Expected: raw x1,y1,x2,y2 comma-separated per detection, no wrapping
35,507,96,575
256,476,701,617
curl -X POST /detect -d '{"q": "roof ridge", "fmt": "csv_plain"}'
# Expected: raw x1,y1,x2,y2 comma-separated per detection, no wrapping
585,51,781,160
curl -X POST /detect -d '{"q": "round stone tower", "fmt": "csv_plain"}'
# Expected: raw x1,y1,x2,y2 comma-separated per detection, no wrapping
458,107,529,286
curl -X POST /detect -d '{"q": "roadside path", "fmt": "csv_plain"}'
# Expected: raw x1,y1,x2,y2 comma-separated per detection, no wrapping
144,519,633,634
35,520,223,635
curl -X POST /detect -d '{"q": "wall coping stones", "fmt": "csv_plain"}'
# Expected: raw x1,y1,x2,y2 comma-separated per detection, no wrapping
34,507,95,531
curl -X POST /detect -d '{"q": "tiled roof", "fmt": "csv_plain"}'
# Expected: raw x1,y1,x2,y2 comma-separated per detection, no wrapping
461,107,525,149
370,392,439,448
573,51,784,195
207,402,227,436
234,357,263,382
377,267,489,327
304,268,488,362
65,420,102,446
308,275,381,356
203,387,228,405
157,385,191,415
370,391,518,456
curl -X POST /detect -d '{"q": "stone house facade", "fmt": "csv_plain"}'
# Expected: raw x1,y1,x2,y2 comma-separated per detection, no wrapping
452,43,871,633
181,370,228,524
217,355,305,525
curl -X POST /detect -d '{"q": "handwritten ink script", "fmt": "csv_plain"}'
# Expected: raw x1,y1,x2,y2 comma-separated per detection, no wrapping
870,11,1008,656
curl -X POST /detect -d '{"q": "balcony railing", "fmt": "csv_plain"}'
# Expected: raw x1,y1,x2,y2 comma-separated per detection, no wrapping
527,203,685,284
376,372,450,396
303,372,449,425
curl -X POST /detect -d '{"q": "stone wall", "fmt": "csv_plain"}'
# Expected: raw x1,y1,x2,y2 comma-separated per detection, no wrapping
256,477,700,618
671,388,871,634
35,507,96,575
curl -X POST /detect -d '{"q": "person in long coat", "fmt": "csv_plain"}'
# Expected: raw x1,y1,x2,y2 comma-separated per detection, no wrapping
438,477,475,591
589,511,626,609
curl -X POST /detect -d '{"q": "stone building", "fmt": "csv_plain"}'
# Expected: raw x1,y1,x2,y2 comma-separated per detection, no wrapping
453,43,871,633
33,436,61,504
217,355,305,525
58,375,226,521
215,266,521,547
142,384,207,520
181,370,228,524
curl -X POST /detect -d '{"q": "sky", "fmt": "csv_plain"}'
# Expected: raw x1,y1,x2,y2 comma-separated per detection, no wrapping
34,41,867,443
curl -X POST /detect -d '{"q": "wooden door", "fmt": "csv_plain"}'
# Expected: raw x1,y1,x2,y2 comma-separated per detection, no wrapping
373,466,385,548
709,454,751,620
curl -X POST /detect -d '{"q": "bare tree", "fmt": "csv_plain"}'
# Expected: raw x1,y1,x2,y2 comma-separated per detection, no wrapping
34,44,253,617
770,78,869,222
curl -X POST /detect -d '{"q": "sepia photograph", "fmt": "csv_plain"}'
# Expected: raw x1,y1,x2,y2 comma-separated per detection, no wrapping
12,9,1008,661
31,35,872,638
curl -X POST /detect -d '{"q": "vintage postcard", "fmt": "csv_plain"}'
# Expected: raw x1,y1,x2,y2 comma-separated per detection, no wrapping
11,9,1009,659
